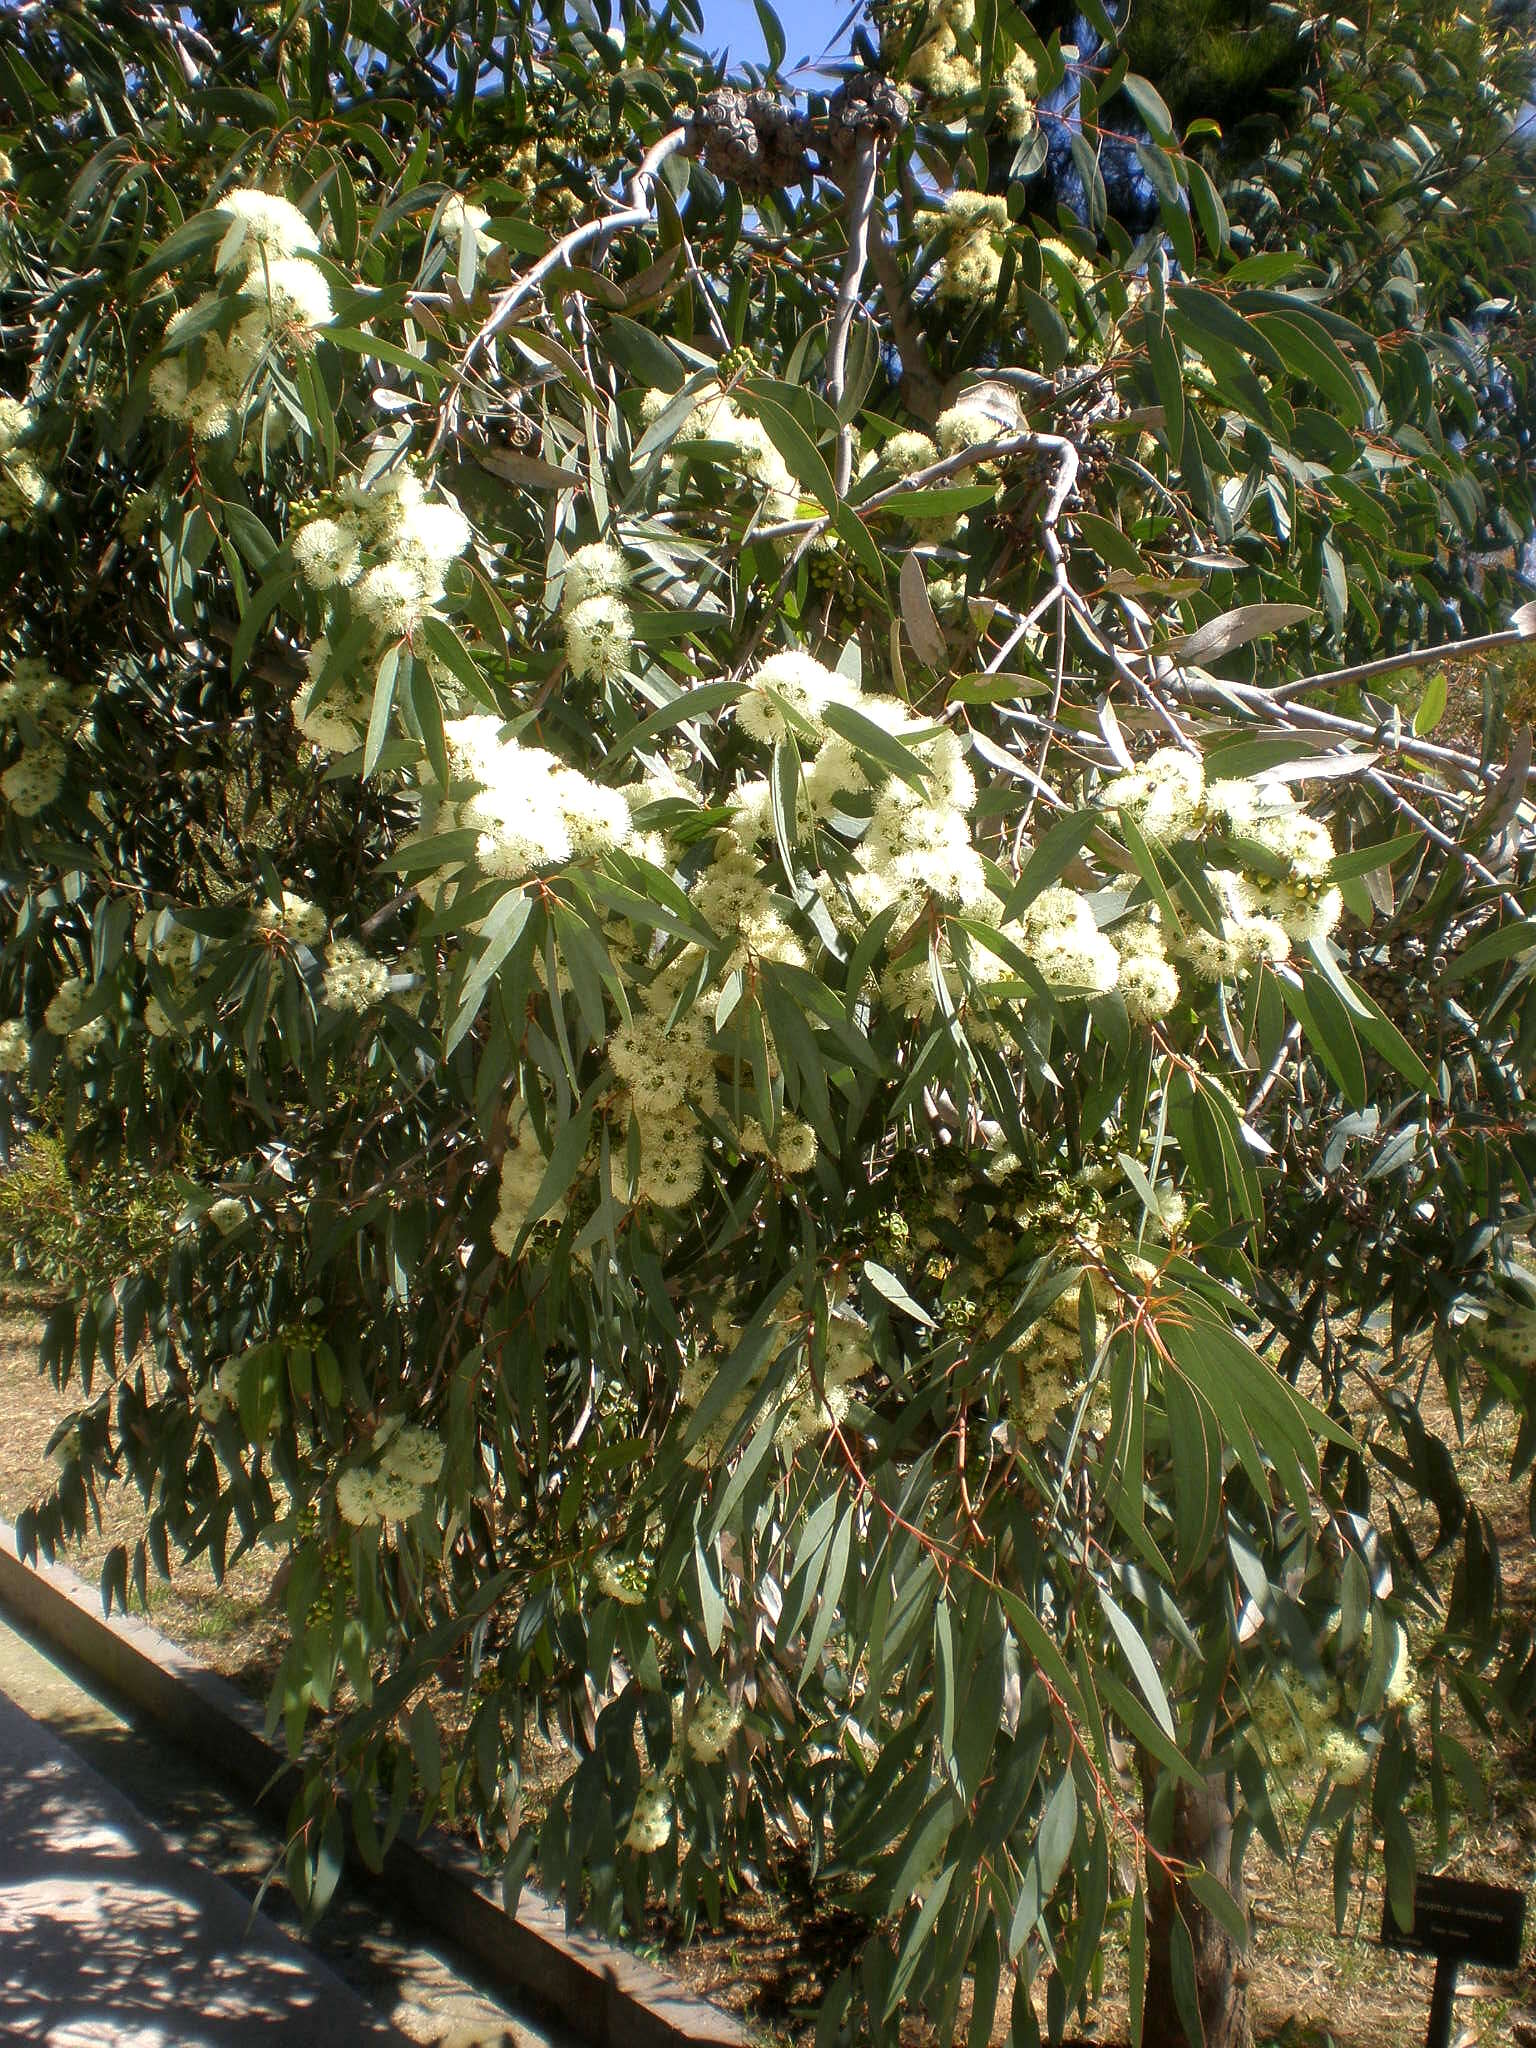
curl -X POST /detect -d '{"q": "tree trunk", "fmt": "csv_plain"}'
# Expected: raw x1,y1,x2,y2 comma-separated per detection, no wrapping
1141,1761,1253,2048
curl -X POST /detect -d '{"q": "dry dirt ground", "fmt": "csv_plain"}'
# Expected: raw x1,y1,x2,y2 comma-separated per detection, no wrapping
3,1304,1535,2047
0,1307,286,1690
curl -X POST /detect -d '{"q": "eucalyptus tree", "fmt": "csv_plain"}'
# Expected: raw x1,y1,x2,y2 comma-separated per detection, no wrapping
2,3,1536,2044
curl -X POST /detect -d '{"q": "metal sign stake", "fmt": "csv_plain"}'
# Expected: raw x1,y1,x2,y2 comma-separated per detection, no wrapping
1425,1954,1458,2048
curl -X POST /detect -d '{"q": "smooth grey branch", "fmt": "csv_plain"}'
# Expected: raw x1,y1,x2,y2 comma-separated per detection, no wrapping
1266,613,1536,703
1363,767,1527,919
422,128,692,456
825,136,881,498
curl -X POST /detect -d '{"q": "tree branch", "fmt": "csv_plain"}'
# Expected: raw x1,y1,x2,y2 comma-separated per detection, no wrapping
1156,667,1502,784
825,136,881,498
1266,611,1536,703
424,127,692,457
1363,767,1527,918
867,213,943,423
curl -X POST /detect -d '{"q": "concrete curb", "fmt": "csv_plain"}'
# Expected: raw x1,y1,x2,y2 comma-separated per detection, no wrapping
0,1522,747,2048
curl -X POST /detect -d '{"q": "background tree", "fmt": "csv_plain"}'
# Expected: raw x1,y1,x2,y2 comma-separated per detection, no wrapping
2,4,1536,2045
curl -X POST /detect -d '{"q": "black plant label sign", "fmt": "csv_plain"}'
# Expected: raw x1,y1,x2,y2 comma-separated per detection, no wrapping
1381,1873,1527,1971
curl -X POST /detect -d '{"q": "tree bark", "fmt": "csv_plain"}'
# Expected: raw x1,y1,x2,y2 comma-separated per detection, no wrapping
1141,1760,1253,2048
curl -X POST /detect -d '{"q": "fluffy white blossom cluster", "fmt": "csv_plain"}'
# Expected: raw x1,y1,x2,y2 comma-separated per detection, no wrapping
1249,1665,1369,1786
0,658,93,817
1099,748,1343,974
293,640,372,751
206,1196,248,1236
726,658,1001,1024
135,893,309,1040
65,1019,109,1064
335,1424,443,1527
875,428,939,480
924,1203,1142,1441
675,1294,869,1466
1112,915,1182,1025
862,427,963,543
684,1688,742,1762
0,656,89,730
1247,1615,1417,1798
935,385,1019,459
930,190,1008,304
234,256,335,356
1018,887,1122,994
1172,875,1293,980
421,712,639,889
731,648,850,748
296,467,471,626
1037,234,1098,292
0,395,52,528
1377,1621,1419,1715
336,1467,425,1526
348,469,471,631
212,187,320,271
772,1363,860,1453
147,325,254,442
43,975,91,1035
623,1778,673,1852
1012,1289,1089,1443
134,910,206,1031
0,1017,28,1072
876,873,1125,1040
291,523,363,593
260,890,328,948
289,468,472,753
909,0,1039,137
638,384,800,521
149,186,335,441
559,540,634,685
739,1114,818,1176
1099,748,1205,844
373,1420,446,1484
491,1101,578,1253
321,936,390,1012
39,973,109,1063
607,993,718,1208
1,740,65,815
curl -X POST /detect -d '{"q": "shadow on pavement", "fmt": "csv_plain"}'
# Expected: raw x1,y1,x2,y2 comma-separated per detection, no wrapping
0,1689,409,2045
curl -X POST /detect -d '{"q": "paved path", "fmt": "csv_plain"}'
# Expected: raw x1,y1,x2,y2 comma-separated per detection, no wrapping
0,1685,413,2045
0,1614,564,2046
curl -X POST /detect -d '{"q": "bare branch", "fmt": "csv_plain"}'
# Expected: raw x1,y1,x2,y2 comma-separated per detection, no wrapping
1363,768,1527,918
422,128,692,457
825,137,881,498
1247,1020,1302,1117
1156,667,1502,785
1266,612,1536,702
867,214,943,423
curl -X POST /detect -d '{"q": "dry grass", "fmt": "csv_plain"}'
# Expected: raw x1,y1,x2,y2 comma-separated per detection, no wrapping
0,1306,285,1691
